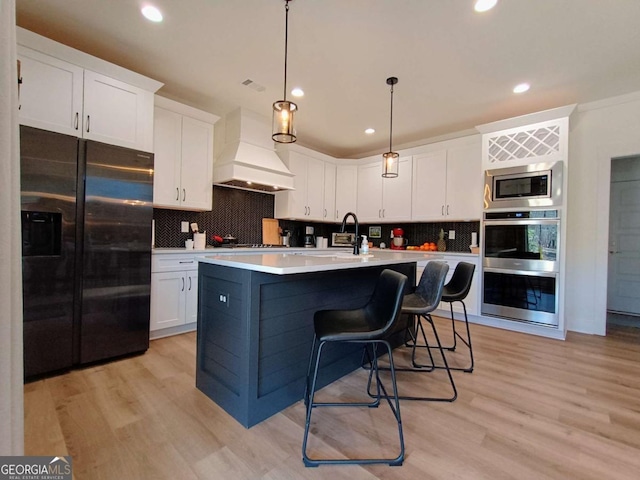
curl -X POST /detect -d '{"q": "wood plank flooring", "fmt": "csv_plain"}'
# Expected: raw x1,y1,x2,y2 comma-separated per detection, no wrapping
24,318,640,479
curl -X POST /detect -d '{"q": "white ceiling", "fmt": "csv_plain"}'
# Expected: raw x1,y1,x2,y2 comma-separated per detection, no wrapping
16,0,640,158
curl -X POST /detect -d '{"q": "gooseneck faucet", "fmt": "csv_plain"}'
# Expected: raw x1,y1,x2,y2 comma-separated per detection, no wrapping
340,211,360,255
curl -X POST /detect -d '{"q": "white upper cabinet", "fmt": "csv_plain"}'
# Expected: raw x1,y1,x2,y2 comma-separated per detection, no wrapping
335,164,358,221
82,71,154,151
323,162,337,221
17,42,158,152
275,151,326,221
357,156,412,223
17,47,83,136
412,138,481,221
153,97,218,211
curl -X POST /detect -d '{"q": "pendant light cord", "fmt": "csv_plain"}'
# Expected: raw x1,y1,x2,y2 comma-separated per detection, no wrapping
389,82,394,152
283,0,290,101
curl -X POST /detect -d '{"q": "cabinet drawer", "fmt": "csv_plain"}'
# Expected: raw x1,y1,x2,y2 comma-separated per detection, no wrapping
152,253,201,272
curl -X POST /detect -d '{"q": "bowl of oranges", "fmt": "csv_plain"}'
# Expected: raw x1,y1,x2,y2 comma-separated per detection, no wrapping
406,242,438,251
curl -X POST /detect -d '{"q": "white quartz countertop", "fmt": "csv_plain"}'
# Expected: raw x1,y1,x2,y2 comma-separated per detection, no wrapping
197,250,424,275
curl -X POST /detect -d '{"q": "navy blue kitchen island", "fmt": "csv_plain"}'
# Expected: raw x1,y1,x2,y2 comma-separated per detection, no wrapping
195,251,416,428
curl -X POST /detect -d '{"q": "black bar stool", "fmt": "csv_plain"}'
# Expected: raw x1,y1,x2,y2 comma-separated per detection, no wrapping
302,269,408,467
440,262,476,373
367,261,457,402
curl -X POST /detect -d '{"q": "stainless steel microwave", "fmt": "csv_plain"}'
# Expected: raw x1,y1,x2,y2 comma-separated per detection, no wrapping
484,161,563,210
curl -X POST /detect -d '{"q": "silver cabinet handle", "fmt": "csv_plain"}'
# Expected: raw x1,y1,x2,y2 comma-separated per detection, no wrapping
183,189,186,202
383,209,386,218
86,115,90,133
181,277,185,291
188,277,192,290
324,208,327,218
176,188,179,201
442,205,445,216
74,112,79,130
446,205,450,215
179,260,194,264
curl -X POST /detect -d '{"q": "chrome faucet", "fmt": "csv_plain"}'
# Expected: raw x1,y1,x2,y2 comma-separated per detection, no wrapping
340,212,360,255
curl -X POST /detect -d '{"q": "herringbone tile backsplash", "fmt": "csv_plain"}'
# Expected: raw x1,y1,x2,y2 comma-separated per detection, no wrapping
154,186,479,252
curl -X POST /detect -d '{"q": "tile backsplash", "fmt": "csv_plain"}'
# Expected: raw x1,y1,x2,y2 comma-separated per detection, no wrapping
154,186,479,252
153,186,274,247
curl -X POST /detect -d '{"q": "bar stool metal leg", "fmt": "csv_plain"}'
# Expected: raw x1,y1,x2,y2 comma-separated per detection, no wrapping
303,339,404,467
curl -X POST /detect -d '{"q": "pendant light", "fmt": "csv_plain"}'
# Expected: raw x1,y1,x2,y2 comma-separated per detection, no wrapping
382,77,399,178
272,0,297,143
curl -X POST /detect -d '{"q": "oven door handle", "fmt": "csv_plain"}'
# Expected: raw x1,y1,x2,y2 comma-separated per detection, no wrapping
483,219,559,226
483,266,558,278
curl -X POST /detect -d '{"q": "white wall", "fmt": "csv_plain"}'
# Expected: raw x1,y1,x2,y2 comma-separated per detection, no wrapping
565,91,640,334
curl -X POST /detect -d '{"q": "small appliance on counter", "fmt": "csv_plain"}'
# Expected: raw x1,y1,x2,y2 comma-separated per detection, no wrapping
304,226,315,248
281,229,291,247
390,227,407,250
331,231,355,247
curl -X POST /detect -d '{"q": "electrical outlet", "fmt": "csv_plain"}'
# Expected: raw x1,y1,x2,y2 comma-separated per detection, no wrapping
181,221,189,233
448,230,456,240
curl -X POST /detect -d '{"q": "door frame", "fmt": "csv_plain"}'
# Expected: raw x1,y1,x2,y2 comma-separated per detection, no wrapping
595,141,640,335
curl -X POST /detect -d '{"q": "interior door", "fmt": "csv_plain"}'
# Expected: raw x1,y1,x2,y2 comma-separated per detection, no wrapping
607,175,640,315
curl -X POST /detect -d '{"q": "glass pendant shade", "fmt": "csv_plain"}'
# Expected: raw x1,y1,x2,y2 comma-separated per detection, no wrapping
382,76,399,178
272,100,297,143
382,151,399,178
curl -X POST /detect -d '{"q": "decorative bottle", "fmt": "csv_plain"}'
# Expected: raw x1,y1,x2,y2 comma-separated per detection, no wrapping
437,228,447,252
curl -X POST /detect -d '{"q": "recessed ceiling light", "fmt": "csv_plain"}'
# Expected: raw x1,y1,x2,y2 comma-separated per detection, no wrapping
474,0,498,13
513,82,530,94
365,128,375,135
141,5,163,22
291,88,304,97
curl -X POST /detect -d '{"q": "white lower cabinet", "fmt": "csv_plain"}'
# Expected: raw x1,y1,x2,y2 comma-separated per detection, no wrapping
150,253,201,336
416,255,480,317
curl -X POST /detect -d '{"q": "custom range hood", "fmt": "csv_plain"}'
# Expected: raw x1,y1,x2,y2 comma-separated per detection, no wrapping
213,108,294,192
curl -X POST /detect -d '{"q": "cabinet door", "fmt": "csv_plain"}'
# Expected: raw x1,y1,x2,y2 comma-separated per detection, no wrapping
411,151,447,221
184,271,199,325
153,107,182,208
445,143,482,220
335,164,358,220
356,162,383,222
150,272,186,331
180,116,214,210
83,70,154,151
17,46,83,137
323,163,336,221
382,156,412,221
285,153,308,218
306,157,325,220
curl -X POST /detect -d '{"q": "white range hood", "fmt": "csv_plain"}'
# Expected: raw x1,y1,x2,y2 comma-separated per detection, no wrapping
213,108,294,192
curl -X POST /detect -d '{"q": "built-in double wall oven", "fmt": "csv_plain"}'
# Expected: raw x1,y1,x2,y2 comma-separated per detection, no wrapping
482,209,560,326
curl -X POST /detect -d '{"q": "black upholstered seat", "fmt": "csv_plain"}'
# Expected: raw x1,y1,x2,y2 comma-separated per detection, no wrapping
302,269,408,467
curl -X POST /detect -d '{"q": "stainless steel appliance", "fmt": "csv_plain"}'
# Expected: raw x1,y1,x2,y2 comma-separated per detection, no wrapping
20,126,153,378
331,232,355,247
304,225,315,248
484,161,563,210
481,209,560,326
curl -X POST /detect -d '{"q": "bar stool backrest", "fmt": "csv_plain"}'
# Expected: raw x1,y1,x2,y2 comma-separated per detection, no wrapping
362,269,408,339
415,261,450,312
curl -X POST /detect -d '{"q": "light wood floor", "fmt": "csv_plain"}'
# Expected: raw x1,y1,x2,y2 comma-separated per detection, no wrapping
24,318,640,479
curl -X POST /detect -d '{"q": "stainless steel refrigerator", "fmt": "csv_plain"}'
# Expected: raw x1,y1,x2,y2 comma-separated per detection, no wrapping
20,125,153,378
